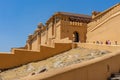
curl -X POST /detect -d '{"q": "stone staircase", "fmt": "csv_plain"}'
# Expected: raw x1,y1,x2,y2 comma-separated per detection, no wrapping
108,72,120,80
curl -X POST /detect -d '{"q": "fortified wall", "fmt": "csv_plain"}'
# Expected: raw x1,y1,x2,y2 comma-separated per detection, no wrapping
0,12,91,70
0,3,120,78
20,51,120,80
87,3,120,44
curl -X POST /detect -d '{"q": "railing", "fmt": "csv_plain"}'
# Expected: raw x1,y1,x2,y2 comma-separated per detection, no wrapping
88,4,120,32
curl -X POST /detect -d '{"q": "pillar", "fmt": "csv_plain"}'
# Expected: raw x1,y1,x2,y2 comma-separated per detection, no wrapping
37,32,41,51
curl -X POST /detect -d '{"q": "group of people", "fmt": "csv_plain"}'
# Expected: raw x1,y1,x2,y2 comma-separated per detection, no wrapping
92,40,118,45
105,40,111,45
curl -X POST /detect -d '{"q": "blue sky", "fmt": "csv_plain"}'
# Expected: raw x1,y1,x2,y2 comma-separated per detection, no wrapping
0,0,119,52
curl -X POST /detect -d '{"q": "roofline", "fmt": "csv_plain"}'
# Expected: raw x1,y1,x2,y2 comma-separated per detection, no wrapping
55,12,91,17
93,3,120,20
46,12,91,25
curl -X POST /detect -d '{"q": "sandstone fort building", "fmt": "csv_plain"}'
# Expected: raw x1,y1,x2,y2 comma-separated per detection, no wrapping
0,3,120,80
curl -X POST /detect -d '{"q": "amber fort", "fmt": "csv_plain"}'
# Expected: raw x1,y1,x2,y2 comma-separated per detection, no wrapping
0,3,120,80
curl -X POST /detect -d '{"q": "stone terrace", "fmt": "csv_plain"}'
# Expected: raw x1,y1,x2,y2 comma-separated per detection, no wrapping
0,47,110,80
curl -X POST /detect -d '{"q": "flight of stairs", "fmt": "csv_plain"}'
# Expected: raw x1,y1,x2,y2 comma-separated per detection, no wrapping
108,73,120,80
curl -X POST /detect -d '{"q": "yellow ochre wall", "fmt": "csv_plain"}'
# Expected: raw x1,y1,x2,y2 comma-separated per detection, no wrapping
41,31,47,45
42,53,120,80
60,21,87,42
77,43,120,52
21,48,120,80
0,43,72,70
87,5,120,44
31,37,38,51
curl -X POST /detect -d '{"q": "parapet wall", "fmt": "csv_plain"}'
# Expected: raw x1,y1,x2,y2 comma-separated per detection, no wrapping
23,51,120,80
0,52,11,54
77,43,120,52
0,43,72,70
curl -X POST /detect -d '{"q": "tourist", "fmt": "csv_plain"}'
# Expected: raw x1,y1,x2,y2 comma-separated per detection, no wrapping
108,40,111,45
101,41,103,44
96,41,99,44
105,40,108,45
115,41,117,45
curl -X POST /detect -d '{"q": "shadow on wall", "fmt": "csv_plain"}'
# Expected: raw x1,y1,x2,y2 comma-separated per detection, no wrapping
26,51,120,80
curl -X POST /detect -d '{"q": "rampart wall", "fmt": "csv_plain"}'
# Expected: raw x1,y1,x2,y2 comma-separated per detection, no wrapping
87,4,120,44
0,43,72,70
22,50,120,80
77,43,120,52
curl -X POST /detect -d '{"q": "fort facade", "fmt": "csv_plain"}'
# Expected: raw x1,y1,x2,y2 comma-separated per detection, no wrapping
25,3,120,51
26,12,91,51
0,3,120,80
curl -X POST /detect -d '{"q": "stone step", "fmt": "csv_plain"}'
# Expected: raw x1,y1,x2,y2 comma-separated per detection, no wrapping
110,76,120,80
108,72,120,80
111,73,120,77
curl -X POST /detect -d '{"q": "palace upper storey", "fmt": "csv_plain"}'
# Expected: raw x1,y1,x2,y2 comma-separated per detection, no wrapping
25,3,120,51
25,12,91,51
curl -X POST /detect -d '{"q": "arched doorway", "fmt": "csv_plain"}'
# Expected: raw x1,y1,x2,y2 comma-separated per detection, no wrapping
73,32,79,42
